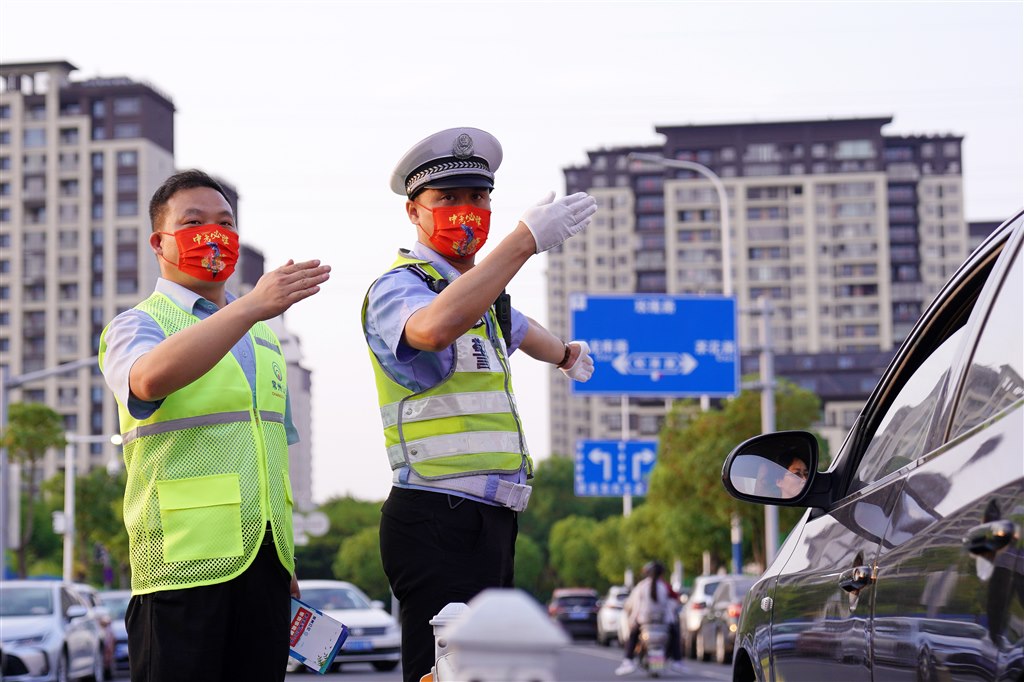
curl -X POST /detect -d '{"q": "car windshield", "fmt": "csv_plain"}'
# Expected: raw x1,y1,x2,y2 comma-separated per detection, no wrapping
100,593,131,619
558,596,597,607
0,586,53,616
302,587,370,611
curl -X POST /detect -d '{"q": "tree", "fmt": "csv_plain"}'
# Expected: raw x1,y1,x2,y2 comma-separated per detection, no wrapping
1,403,66,577
548,516,609,594
332,526,390,603
295,495,381,579
513,533,544,595
647,379,824,574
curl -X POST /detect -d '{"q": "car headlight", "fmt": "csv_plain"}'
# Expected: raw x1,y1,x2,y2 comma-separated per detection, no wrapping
3,634,47,647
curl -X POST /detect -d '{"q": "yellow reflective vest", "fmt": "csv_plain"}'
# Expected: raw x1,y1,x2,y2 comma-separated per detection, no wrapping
98,292,294,594
362,255,533,480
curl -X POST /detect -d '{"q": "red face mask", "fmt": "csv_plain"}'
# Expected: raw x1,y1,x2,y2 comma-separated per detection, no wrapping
418,203,491,258
157,224,239,281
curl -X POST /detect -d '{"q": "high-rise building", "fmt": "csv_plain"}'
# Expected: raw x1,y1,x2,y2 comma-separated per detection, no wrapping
549,117,971,457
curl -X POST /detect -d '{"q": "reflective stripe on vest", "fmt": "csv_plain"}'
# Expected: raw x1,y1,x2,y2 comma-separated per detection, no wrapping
98,292,294,594
362,255,533,481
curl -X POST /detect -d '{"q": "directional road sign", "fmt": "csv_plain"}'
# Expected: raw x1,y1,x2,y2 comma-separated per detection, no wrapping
570,294,738,397
575,439,658,497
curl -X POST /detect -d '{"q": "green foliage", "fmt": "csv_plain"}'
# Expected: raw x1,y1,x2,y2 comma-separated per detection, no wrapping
647,379,823,573
547,516,609,594
295,495,382,579
513,533,544,594
332,526,390,603
519,456,621,551
2,403,67,577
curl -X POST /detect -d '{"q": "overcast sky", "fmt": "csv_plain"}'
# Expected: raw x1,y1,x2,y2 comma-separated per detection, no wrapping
3,0,1022,503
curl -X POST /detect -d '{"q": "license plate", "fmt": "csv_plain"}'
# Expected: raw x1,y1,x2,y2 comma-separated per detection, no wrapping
569,612,589,620
648,651,665,670
343,639,373,652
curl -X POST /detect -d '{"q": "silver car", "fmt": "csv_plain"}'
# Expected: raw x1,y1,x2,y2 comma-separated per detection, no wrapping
0,580,105,681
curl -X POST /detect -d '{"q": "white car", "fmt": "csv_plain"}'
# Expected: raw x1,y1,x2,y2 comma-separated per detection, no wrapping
290,580,401,673
0,580,106,681
596,586,629,646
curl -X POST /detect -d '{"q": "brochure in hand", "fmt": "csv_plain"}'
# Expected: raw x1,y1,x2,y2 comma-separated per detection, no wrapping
289,597,349,675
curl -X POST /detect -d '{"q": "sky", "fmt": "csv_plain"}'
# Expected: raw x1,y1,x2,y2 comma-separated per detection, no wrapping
2,0,1022,504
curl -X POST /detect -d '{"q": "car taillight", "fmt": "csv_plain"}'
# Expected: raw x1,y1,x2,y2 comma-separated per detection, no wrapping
692,603,706,610
727,604,742,619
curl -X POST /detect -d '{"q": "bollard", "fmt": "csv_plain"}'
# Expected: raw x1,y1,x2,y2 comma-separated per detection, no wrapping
429,601,470,664
433,588,569,682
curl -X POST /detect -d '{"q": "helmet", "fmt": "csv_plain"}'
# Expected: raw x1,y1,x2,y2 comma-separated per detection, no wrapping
642,561,665,578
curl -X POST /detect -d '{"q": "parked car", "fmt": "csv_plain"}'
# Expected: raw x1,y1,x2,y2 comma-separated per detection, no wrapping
680,574,730,659
290,580,400,673
0,579,106,681
97,590,131,678
721,211,1024,682
547,587,600,639
596,586,630,646
692,575,756,664
74,583,116,679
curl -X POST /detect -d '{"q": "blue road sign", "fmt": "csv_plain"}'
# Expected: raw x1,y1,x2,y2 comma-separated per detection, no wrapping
570,294,738,397
575,439,658,497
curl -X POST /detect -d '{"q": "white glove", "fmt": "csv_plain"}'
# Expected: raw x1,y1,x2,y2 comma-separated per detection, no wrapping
520,191,598,253
559,340,594,382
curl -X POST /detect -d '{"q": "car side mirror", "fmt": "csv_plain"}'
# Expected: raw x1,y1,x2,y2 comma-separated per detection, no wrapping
721,430,832,509
66,604,88,620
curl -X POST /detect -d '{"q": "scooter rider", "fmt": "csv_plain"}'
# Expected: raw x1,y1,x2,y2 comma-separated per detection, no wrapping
616,561,686,676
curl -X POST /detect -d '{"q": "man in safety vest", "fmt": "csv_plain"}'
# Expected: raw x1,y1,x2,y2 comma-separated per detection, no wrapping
99,169,331,682
362,127,597,682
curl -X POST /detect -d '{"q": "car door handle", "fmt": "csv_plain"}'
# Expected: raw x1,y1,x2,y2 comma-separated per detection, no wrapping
964,520,1016,555
838,565,873,593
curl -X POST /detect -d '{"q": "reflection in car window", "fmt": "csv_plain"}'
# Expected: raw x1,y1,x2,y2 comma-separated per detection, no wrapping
0,586,53,616
950,242,1024,438
851,326,967,492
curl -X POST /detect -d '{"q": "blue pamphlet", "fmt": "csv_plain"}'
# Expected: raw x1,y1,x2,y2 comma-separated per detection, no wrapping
289,597,349,674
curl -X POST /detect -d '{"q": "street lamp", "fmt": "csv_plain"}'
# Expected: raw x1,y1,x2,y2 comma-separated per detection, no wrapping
62,432,122,583
1,357,98,580
626,153,733,296
626,154,780,569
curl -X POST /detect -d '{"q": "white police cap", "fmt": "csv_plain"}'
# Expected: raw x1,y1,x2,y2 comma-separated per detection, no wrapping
390,127,503,197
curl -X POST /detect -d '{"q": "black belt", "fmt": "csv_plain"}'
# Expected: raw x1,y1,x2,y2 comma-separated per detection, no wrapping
261,523,274,546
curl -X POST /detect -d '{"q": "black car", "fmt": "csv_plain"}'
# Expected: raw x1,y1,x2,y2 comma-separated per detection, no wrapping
548,588,600,639
721,210,1023,682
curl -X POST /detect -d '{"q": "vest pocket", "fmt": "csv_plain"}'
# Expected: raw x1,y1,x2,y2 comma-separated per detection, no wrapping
156,473,244,563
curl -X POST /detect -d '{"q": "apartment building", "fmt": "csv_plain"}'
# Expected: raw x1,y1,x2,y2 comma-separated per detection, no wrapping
549,117,970,457
0,61,314,510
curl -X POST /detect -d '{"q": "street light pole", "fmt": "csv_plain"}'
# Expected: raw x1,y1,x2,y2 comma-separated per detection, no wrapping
626,153,733,296
1,356,99,581
62,432,121,582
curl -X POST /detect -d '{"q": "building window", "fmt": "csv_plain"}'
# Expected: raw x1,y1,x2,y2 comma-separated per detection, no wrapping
113,123,141,139
836,140,875,159
811,143,828,159
744,144,779,162
117,150,138,167
92,126,107,141
0,105,10,119
116,174,138,193
0,156,10,170
0,182,10,196
0,208,10,222
23,128,46,147
113,97,142,115
0,131,10,145
92,152,104,170
92,100,106,117
59,127,79,145
117,200,138,217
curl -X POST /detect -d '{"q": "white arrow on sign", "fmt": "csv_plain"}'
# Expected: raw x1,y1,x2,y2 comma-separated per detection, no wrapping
588,448,613,481
611,352,698,378
631,448,657,481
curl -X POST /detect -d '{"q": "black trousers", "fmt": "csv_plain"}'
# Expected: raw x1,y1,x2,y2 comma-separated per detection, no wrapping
126,530,291,682
380,487,517,682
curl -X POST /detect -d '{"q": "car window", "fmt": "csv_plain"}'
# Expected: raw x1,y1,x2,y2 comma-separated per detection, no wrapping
0,586,53,616
850,325,967,492
949,240,1023,438
302,587,368,610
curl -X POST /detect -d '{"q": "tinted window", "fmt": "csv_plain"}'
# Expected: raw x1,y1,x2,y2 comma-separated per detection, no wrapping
851,326,966,491
949,240,1023,438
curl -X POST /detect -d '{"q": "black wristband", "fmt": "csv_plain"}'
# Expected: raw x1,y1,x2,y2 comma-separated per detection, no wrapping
556,343,572,368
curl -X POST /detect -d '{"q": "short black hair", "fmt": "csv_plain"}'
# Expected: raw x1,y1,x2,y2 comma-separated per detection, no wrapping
149,169,231,231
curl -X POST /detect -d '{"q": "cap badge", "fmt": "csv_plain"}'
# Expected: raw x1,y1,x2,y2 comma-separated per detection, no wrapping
452,133,474,160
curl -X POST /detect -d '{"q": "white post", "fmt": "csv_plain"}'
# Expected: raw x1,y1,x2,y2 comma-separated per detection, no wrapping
759,297,778,566
62,440,75,583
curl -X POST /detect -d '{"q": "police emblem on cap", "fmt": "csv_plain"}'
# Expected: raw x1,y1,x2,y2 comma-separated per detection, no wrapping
452,133,474,160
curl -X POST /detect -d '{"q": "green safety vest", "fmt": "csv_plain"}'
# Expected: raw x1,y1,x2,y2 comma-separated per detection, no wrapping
362,255,533,480
98,292,294,594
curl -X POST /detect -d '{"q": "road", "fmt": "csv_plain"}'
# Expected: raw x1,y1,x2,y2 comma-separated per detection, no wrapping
285,640,735,681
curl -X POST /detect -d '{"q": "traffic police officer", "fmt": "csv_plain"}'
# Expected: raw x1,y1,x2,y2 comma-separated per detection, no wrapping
363,127,597,682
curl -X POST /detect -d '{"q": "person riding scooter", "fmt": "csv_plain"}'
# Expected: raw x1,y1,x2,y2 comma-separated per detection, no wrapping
616,561,686,676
